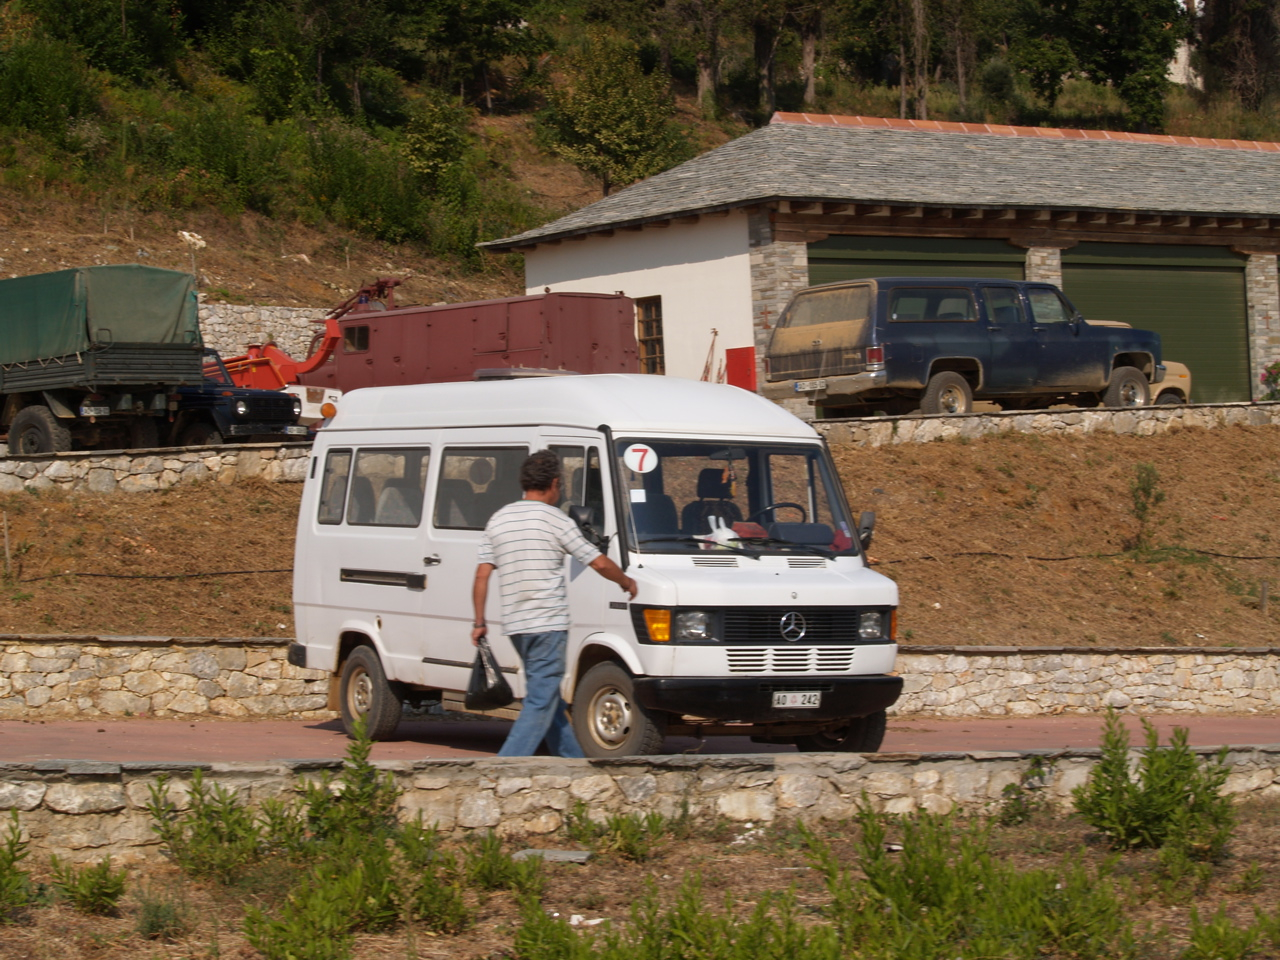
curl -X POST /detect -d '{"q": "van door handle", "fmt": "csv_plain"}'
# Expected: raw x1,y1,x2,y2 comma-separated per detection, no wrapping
423,555,442,566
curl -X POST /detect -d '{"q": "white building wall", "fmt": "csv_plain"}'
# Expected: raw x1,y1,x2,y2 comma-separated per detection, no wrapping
522,212,754,382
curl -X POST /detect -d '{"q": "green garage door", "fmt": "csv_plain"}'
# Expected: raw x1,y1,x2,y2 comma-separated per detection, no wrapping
808,237,1027,284
1062,244,1249,403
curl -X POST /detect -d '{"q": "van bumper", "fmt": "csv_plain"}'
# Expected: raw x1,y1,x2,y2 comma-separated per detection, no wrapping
761,369,888,402
632,674,902,722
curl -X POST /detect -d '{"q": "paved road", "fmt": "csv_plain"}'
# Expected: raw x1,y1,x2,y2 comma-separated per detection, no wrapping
1,713,1276,763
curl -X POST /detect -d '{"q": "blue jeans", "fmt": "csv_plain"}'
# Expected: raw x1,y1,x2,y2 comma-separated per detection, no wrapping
497,630,585,758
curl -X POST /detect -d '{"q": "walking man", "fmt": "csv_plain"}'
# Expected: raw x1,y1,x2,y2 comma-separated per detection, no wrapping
471,449,637,757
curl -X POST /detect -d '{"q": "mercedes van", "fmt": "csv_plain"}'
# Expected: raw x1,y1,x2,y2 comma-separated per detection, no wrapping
290,374,902,757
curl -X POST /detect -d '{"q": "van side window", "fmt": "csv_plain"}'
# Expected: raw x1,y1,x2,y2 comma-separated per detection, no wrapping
889,288,975,322
1027,289,1074,324
434,447,527,530
551,446,607,527
781,285,871,327
347,448,430,527
983,287,1025,325
317,449,353,524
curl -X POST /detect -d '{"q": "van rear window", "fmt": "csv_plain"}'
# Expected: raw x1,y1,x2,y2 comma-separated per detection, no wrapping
889,288,976,322
433,447,527,530
781,285,870,328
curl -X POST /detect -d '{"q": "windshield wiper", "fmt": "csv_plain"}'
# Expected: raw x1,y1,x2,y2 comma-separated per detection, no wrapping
635,534,762,560
727,536,839,559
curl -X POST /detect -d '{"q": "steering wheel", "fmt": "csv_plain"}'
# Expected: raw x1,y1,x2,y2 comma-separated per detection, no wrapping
747,502,807,524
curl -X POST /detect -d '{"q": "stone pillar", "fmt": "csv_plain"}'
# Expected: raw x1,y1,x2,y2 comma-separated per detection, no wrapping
748,209,809,415
1246,252,1280,400
1023,247,1063,286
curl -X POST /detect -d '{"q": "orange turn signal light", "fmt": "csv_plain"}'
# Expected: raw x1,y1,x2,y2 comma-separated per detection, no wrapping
319,402,337,418
643,609,671,642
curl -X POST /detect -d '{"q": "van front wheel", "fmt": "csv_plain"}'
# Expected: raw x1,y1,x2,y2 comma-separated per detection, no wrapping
794,709,887,753
571,662,666,758
339,646,402,740
921,372,973,415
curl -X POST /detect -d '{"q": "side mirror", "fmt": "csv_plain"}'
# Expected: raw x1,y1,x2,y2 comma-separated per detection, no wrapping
857,510,876,552
568,504,607,550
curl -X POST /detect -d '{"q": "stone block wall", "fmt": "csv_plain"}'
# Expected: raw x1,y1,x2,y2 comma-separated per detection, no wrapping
0,443,310,494
0,638,331,720
198,303,328,360
814,400,1280,448
1247,252,1280,399
748,209,809,399
2,636,1276,721
1023,246,1063,285
5,747,1280,862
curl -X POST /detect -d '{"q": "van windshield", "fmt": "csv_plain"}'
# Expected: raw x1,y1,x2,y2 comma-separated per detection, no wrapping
614,439,858,557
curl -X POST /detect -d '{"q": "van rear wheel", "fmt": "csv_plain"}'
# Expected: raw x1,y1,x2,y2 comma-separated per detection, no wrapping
339,645,402,740
571,661,666,757
794,710,887,753
921,372,973,415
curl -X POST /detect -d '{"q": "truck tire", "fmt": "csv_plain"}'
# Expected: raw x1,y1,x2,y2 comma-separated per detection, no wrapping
1155,391,1185,405
1103,366,1150,408
179,422,224,447
8,405,72,455
338,645,402,740
921,372,973,415
571,661,666,758
794,709,887,753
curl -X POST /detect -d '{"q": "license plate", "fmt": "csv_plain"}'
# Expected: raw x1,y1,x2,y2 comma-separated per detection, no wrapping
795,379,827,393
79,406,110,417
773,691,821,709
284,425,309,435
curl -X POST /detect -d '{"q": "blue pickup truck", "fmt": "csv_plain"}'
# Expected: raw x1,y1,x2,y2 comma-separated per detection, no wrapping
762,278,1164,417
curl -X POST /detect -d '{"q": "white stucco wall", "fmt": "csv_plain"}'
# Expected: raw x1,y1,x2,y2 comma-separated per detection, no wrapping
522,212,754,382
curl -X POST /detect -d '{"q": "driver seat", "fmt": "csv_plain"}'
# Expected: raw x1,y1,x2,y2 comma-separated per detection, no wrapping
681,468,743,535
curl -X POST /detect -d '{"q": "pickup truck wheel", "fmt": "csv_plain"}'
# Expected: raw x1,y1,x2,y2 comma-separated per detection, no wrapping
1155,392,1185,405
921,372,973,415
179,422,223,447
794,710,887,753
8,405,72,455
338,645,402,740
571,661,666,758
1103,366,1150,408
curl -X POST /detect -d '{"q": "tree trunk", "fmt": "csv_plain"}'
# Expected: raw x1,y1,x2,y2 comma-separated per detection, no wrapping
800,9,821,109
899,39,908,118
911,0,928,120
957,38,967,108
696,52,716,115
754,17,778,119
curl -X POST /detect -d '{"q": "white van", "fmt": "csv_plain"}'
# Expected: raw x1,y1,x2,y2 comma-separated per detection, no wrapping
289,374,902,757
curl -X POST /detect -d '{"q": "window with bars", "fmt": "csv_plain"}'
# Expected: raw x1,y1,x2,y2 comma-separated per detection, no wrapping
636,297,665,375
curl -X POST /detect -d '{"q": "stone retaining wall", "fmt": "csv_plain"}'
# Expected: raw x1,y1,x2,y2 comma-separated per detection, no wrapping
0,443,310,494
5,747,1279,861
198,303,328,362
814,400,1280,447
2,637,1276,721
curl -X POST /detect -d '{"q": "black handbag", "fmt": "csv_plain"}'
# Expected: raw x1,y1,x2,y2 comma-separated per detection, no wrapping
465,636,514,710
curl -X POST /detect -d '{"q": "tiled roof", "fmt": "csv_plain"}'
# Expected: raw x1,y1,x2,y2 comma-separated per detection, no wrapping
482,114,1280,250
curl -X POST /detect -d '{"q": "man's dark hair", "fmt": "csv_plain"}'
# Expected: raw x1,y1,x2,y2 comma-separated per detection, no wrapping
520,449,561,492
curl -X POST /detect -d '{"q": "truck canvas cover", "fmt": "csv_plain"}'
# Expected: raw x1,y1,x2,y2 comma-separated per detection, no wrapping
0,265,201,365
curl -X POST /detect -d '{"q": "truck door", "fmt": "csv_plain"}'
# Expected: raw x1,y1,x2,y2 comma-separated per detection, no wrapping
308,443,434,684
977,285,1036,391
1026,286,1104,390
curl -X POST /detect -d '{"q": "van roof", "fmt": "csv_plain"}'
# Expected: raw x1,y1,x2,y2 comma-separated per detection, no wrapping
325,374,819,441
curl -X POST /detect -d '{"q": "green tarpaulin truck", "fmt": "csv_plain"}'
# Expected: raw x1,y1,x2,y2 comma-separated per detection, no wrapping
0,264,205,453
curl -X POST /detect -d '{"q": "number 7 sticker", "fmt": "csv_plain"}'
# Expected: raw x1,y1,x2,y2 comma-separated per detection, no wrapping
623,443,658,473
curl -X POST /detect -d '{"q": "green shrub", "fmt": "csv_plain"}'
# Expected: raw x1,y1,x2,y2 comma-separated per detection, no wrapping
0,36,99,141
299,713,401,848
464,831,543,895
134,886,192,940
1183,905,1267,960
0,811,35,923
146,768,266,883
1072,710,1234,857
49,854,127,915
244,868,356,960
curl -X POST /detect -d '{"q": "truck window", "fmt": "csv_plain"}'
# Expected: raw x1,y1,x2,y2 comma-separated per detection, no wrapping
346,447,430,527
317,449,353,525
889,288,976,322
983,287,1025,325
343,325,369,352
781,285,871,328
433,446,527,530
552,445,606,526
1027,289,1075,325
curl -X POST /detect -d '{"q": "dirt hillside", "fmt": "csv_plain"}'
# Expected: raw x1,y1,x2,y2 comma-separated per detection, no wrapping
3,423,1279,647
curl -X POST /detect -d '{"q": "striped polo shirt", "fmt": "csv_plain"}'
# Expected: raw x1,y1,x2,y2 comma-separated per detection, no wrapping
477,499,602,635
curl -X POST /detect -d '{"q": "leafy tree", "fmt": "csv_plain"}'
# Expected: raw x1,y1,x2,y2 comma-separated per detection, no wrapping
1198,0,1280,108
542,32,692,195
22,0,185,79
0,35,99,140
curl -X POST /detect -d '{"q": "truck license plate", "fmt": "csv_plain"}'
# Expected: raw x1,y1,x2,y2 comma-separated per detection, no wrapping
773,691,821,709
79,406,110,417
795,379,827,393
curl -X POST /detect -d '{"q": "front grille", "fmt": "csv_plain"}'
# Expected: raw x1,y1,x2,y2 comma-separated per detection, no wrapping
767,348,861,382
727,648,858,673
692,557,738,568
242,395,298,421
723,606,863,643
787,558,826,568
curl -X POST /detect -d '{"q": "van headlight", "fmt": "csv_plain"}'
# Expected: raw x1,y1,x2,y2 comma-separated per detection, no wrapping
675,611,713,641
858,611,884,639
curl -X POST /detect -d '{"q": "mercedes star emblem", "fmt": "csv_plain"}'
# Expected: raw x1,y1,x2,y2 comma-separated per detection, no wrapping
780,611,807,642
